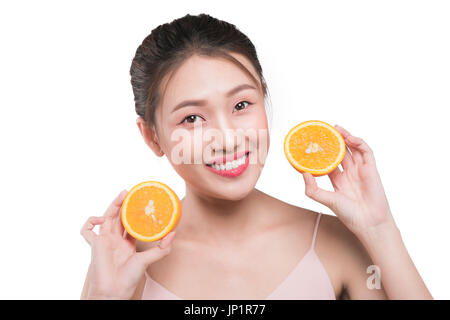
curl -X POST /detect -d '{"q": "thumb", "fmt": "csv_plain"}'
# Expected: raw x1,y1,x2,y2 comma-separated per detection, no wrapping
137,231,176,267
302,172,337,209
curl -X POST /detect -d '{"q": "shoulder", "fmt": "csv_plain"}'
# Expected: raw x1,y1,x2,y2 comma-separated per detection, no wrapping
318,213,362,251
259,194,349,296
317,213,373,266
316,213,388,299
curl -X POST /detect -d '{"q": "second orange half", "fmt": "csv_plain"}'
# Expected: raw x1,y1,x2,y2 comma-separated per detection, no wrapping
284,120,346,177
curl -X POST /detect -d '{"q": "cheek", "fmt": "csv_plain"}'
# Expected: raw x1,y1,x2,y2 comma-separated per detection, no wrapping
240,105,268,130
164,130,205,165
247,108,270,165
240,107,269,144
255,105,269,127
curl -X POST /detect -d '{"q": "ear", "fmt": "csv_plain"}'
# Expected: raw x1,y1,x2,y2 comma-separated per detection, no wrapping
136,117,164,157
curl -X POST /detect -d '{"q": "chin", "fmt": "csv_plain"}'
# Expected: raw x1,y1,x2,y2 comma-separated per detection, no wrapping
201,162,263,201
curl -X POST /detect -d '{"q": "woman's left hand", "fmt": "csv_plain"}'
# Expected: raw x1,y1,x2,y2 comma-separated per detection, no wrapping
302,124,396,237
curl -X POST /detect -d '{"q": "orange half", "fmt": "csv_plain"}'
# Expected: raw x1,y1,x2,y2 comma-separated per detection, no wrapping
284,120,346,177
121,181,181,242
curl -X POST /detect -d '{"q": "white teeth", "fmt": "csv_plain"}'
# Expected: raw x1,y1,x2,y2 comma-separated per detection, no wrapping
210,153,248,171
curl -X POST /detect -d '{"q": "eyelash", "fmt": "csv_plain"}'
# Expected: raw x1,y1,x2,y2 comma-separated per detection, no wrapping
179,100,253,125
234,101,252,113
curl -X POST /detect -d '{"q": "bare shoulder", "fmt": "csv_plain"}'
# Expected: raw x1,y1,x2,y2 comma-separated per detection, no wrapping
316,213,388,299
257,191,345,297
259,190,386,299
317,213,375,271
267,196,346,297
318,213,364,253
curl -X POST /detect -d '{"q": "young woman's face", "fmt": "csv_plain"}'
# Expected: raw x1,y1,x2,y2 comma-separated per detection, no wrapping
147,52,269,201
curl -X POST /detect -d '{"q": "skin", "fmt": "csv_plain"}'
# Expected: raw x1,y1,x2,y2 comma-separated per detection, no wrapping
80,52,432,300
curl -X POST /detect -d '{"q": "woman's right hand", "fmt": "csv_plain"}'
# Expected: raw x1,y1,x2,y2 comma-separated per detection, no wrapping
80,190,176,300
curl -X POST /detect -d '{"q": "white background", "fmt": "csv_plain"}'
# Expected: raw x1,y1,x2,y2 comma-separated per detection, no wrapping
1,0,449,299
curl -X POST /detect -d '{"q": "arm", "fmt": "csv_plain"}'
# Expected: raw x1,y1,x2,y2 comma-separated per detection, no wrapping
303,124,432,300
321,212,432,300
130,274,147,300
355,222,432,299
81,262,147,300
80,263,92,300
80,265,91,300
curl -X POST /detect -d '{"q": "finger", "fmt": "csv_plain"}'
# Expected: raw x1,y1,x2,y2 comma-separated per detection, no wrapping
136,231,176,267
158,231,177,249
335,125,363,164
346,135,376,165
112,210,125,236
112,193,128,236
100,189,128,235
327,166,341,191
123,229,136,247
334,124,351,137
104,189,128,218
302,172,338,210
340,144,354,170
80,216,105,245
346,141,363,165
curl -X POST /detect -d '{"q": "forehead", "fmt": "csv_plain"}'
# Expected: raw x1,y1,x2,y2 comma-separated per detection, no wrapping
159,52,261,109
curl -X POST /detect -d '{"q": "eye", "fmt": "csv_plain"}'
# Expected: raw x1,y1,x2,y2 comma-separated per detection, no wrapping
180,114,203,124
234,101,252,112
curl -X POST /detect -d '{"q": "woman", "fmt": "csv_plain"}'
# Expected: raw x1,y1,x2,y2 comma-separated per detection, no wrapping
80,13,432,300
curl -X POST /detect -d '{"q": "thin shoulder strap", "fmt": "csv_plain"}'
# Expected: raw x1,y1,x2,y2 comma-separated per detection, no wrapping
310,212,322,251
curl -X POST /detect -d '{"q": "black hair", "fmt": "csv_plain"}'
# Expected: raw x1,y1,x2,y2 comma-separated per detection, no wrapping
129,13,269,130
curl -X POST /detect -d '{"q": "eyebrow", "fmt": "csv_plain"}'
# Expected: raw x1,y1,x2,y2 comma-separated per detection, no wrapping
170,83,257,113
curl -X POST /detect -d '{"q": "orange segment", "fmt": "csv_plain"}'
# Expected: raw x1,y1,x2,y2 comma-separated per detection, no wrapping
284,120,346,176
121,181,181,242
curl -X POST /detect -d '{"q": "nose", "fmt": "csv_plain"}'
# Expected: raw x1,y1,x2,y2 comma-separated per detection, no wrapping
209,111,245,154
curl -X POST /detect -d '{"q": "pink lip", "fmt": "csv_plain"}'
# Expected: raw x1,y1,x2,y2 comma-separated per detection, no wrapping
205,151,250,178
206,150,249,165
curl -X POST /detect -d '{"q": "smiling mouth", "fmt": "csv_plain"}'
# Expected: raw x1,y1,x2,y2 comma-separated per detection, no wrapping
205,152,250,171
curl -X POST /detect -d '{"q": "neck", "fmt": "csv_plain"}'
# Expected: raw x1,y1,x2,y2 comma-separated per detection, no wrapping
178,184,267,246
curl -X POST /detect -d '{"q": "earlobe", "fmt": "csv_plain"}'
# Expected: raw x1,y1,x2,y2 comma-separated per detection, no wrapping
136,117,165,157
153,142,164,157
